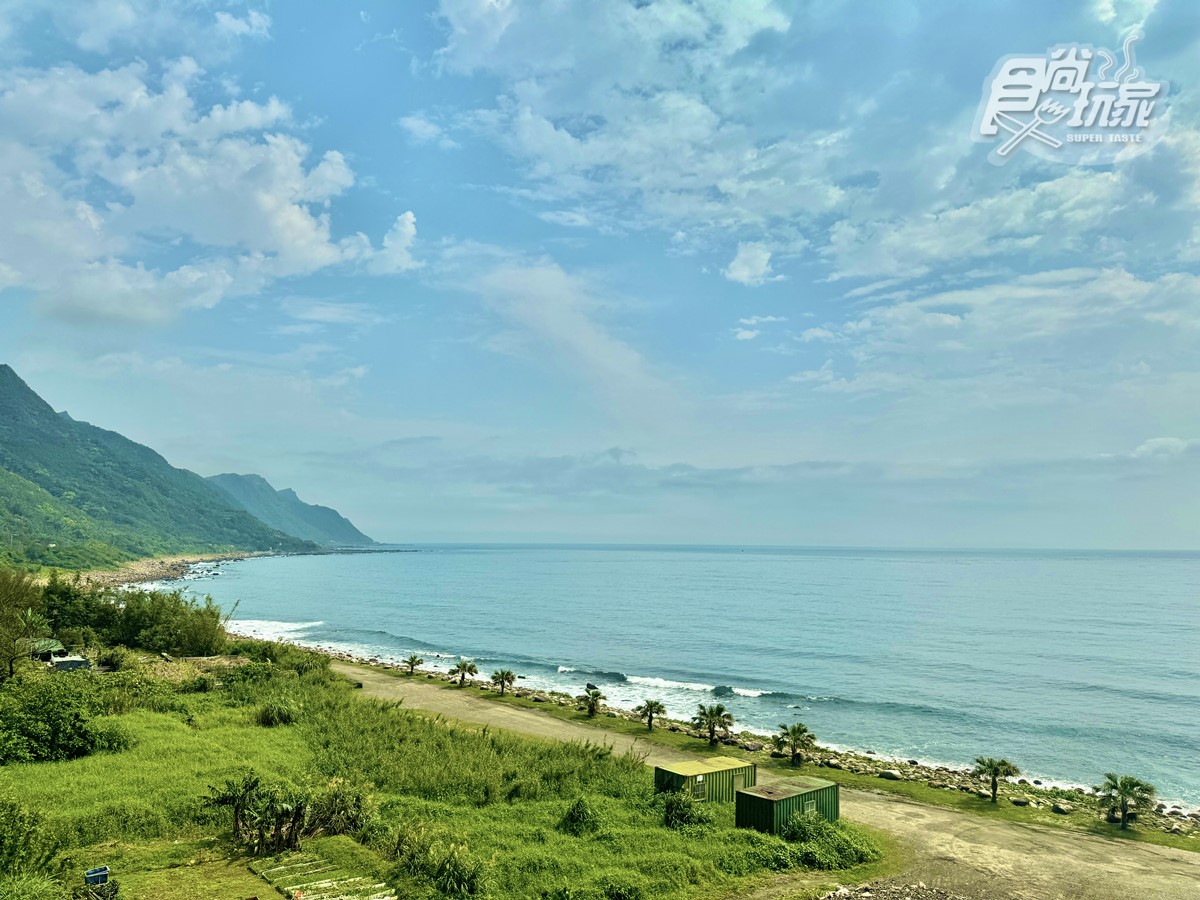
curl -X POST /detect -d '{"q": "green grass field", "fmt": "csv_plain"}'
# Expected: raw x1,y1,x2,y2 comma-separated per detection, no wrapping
375,666,1200,856
0,651,898,899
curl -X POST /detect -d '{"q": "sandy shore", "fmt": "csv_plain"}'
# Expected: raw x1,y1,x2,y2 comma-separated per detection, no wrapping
73,551,269,589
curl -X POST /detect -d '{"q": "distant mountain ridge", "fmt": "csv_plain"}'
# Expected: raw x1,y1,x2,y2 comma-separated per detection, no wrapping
0,364,369,568
208,473,373,547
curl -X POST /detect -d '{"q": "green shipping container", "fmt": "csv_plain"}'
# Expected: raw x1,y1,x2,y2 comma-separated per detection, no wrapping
735,777,840,833
653,757,757,802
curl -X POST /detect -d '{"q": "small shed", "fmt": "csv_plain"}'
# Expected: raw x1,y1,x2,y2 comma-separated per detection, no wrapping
654,757,756,802
735,777,840,833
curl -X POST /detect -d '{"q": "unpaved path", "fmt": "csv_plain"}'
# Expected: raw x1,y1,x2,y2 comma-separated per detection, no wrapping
336,662,1200,899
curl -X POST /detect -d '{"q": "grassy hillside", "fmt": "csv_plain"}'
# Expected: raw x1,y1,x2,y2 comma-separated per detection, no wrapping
0,365,314,569
208,473,374,547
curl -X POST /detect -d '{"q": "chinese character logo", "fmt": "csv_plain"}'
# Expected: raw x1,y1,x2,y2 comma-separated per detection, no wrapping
974,32,1168,165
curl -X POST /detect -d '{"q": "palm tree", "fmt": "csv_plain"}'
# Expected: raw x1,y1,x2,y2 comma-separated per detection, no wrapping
1098,773,1156,830
775,722,816,766
692,703,734,747
450,659,478,686
491,669,515,696
404,654,424,675
972,757,1020,803
633,698,667,731
577,688,606,717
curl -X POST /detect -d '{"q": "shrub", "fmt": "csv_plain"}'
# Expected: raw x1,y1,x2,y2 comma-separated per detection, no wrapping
84,717,133,753
255,697,300,727
431,843,489,898
95,648,140,673
558,795,603,836
308,778,374,838
597,874,646,900
0,797,60,876
661,791,713,830
779,812,881,870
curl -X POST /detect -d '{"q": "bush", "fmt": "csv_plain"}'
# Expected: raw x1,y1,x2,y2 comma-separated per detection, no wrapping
558,795,603,836
661,791,713,831
431,843,489,898
255,697,300,727
308,779,374,838
780,812,881,870
0,797,60,876
95,648,139,672
84,717,133,753
597,874,646,900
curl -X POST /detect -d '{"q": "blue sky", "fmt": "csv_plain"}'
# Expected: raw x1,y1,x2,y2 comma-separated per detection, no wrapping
1,0,1199,548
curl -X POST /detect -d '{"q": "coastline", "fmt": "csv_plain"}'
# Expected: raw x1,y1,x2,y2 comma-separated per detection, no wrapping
76,551,270,589
225,621,1200,832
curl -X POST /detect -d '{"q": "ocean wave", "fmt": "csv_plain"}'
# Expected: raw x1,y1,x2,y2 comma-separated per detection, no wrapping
557,666,576,673
229,619,323,641
626,674,714,692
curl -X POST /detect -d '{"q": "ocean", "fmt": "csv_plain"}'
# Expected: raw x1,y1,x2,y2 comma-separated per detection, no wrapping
170,545,1200,806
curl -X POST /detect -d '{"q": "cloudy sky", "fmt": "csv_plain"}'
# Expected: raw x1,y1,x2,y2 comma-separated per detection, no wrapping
1,0,1199,548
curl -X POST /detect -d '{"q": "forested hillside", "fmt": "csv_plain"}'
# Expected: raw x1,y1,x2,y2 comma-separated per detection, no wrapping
0,365,314,568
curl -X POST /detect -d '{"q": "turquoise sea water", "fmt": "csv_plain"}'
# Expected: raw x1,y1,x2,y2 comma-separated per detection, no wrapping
178,545,1200,806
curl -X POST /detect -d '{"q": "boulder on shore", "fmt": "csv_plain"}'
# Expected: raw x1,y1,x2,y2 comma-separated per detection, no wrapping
879,769,904,781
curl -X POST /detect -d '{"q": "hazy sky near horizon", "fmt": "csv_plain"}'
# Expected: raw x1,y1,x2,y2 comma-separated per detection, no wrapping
2,0,1200,548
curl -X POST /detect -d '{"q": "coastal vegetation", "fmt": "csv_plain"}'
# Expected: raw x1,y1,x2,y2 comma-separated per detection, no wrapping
633,699,666,731
406,654,424,675
775,722,816,767
692,703,734,747
1100,773,1157,830
972,757,1021,804
491,669,515,696
451,659,479,686
578,687,606,717
0,578,901,899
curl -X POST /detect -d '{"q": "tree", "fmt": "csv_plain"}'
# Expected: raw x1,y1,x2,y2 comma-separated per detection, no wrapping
692,703,734,747
972,757,1020,803
1098,773,1156,830
451,659,478,686
491,669,515,696
577,688,606,717
0,569,48,681
775,722,816,766
404,654,424,676
633,698,666,731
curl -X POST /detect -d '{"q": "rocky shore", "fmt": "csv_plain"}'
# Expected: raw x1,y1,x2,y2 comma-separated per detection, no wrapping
76,551,267,589
296,643,1200,840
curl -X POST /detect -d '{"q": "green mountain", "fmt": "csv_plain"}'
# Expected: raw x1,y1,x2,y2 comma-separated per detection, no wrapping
208,473,374,547
0,364,316,569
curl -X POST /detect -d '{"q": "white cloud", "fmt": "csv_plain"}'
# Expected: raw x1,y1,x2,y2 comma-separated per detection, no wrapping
398,113,460,149
369,211,421,274
472,259,679,422
722,242,780,286
733,329,760,341
800,327,835,342
739,315,786,325
1131,437,1195,459
0,61,419,323
214,10,271,40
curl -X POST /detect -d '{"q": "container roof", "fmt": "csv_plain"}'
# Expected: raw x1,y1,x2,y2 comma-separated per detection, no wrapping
657,756,751,777
738,776,835,799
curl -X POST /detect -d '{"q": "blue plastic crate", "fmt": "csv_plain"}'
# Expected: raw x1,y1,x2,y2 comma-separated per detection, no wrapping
84,866,109,885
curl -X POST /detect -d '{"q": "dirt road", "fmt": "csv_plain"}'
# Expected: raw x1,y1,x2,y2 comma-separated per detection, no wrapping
335,662,1200,900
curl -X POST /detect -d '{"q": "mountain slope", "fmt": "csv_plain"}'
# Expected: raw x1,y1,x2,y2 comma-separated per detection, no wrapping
0,364,315,568
207,473,373,547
